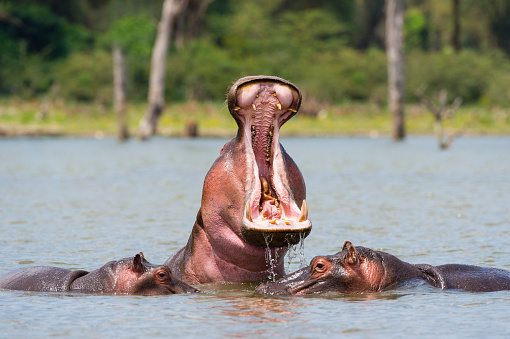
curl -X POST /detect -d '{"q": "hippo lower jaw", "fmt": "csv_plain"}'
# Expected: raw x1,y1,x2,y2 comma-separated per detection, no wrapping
241,201,311,248
231,76,312,248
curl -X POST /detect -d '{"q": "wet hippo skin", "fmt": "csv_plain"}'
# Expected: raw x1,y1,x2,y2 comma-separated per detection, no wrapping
0,252,199,295
165,76,312,285
256,241,510,295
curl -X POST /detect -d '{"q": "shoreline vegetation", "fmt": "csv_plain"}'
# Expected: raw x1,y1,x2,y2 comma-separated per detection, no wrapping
0,99,509,138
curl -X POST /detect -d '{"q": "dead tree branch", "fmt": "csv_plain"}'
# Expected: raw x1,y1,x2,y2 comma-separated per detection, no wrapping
415,87,463,149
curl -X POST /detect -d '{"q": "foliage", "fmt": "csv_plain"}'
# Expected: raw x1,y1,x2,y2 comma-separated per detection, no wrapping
0,1,91,96
54,50,113,103
406,50,510,104
0,2,92,59
100,14,155,57
1,0,510,110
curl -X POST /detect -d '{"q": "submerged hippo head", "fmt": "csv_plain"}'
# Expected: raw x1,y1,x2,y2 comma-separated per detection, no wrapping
0,252,199,295
227,76,311,247
255,241,421,295
114,253,199,295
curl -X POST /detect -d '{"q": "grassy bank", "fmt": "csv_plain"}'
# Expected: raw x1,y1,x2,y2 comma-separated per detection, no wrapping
0,99,509,138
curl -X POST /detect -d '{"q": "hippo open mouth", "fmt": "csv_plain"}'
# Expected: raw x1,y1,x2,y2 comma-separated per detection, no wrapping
227,76,312,248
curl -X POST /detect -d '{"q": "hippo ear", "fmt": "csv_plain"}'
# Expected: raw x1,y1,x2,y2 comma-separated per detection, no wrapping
344,241,357,265
132,253,145,274
342,240,353,251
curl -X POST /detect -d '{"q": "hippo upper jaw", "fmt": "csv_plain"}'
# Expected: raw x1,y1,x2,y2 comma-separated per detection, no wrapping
228,76,312,248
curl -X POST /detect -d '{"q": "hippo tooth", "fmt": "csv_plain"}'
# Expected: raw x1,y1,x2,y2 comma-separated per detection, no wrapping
288,108,297,113
245,201,253,222
252,103,256,110
299,200,308,222
234,106,241,111
277,103,282,110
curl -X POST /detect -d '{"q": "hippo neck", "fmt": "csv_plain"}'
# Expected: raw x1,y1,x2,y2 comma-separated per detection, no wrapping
168,215,286,285
379,256,428,290
70,261,117,293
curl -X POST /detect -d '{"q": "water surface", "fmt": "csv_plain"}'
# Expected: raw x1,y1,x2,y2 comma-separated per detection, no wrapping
1,136,509,338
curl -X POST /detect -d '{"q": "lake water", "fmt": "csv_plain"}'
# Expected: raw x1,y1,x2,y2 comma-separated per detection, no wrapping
1,136,509,338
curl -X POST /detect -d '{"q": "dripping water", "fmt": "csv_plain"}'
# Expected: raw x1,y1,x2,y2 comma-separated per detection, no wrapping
263,232,279,282
285,232,308,273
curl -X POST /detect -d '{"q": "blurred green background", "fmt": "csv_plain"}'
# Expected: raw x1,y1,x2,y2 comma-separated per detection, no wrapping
0,0,509,137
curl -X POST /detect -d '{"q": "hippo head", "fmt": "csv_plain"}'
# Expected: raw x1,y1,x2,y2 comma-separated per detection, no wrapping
226,75,311,247
255,241,408,295
116,253,199,295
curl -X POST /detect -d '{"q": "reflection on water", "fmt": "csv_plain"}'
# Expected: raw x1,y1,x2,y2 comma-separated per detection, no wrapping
1,137,510,338
211,295,302,324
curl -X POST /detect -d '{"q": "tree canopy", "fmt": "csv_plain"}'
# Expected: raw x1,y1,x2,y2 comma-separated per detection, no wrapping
1,0,509,106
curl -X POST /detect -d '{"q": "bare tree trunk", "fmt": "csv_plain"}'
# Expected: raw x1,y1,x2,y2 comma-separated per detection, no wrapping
452,0,461,52
386,0,406,141
139,0,188,140
113,44,129,142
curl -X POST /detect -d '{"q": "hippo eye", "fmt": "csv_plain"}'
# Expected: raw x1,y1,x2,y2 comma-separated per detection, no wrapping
314,260,328,273
156,271,168,279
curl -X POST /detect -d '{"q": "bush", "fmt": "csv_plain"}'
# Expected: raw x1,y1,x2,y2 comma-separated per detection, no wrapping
292,48,387,104
21,44,510,107
406,50,507,104
54,50,113,103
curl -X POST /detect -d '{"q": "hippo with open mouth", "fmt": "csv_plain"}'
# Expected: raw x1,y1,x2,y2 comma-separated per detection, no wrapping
165,76,312,285
0,252,199,295
255,241,510,295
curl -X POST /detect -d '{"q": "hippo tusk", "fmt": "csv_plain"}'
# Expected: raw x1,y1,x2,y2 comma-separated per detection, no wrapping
245,201,253,222
299,200,308,222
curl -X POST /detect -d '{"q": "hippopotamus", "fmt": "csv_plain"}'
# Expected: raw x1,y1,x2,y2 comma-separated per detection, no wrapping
255,241,510,295
165,76,312,285
0,252,199,295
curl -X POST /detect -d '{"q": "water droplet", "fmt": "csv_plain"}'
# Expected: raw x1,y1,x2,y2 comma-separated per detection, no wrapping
284,233,308,272
263,232,278,282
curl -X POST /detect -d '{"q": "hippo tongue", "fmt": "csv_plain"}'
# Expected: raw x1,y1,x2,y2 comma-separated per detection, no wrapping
230,77,312,247
259,177,282,220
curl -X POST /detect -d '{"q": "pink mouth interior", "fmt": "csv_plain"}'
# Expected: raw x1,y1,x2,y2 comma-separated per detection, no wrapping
234,80,305,227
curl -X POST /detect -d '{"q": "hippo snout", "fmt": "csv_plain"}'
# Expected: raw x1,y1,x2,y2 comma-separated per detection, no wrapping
254,282,291,296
